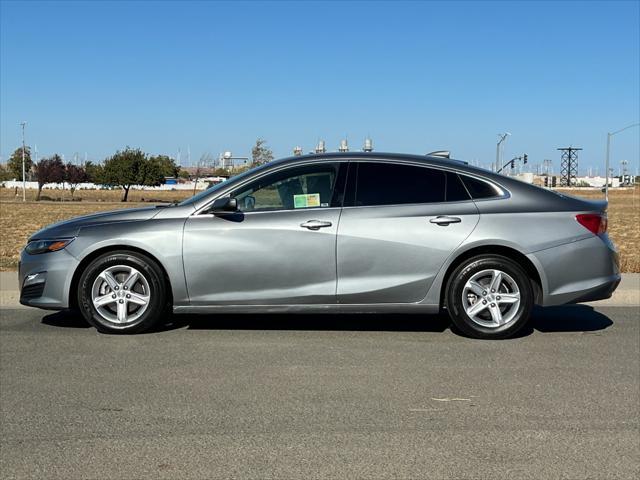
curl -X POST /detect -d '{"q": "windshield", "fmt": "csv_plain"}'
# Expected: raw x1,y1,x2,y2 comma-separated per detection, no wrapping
177,165,265,206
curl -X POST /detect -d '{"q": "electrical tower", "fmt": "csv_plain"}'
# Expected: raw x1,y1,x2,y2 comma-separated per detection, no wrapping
558,147,581,187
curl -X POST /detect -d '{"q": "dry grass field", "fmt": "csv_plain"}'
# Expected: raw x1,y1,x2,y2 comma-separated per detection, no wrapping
0,187,191,204
559,186,639,273
1,185,638,272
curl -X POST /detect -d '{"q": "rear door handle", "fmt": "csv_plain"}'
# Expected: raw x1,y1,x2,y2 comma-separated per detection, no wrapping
429,216,462,226
300,220,333,230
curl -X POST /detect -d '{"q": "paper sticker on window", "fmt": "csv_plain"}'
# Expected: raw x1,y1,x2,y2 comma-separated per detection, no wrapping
293,193,321,208
306,193,320,207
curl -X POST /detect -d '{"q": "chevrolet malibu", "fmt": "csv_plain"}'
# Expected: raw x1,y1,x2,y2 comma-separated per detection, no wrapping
19,152,620,338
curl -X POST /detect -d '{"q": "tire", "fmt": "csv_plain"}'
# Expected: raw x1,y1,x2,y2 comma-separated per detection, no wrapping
446,255,533,339
77,250,168,334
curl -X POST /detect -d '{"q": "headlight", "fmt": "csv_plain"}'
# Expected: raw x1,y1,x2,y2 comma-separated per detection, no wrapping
25,238,74,255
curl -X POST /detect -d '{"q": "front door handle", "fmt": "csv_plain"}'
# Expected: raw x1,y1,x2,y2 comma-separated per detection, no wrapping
300,220,332,230
429,216,462,226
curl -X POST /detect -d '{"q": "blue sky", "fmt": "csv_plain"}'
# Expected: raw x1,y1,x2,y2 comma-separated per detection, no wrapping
1,0,639,175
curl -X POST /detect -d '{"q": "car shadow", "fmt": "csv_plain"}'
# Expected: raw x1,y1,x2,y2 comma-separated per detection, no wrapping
41,310,92,329
531,305,614,333
180,313,451,333
40,304,614,337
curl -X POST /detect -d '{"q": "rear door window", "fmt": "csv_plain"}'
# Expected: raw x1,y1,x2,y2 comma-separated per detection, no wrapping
354,162,446,206
445,172,471,202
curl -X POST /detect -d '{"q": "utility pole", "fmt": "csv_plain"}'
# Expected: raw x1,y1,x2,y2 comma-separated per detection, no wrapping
19,121,27,202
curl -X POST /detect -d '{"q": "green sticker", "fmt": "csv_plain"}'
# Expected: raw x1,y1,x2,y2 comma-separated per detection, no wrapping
294,194,308,208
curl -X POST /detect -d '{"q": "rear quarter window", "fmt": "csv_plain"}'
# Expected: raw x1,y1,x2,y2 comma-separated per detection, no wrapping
461,175,502,199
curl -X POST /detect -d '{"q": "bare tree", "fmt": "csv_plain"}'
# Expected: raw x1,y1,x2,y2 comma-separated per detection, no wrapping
192,153,214,195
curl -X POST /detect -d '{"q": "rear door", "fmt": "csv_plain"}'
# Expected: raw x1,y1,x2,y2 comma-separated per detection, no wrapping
336,161,479,304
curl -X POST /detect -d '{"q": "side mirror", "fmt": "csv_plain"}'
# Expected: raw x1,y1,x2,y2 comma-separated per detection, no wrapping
211,196,238,214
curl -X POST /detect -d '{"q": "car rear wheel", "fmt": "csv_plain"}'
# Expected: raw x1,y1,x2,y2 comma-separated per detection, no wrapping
77,251,168,334
446,255,533,339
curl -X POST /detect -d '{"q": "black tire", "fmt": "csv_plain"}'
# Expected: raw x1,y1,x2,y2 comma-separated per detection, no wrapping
445,255,533,339
77,250,168,334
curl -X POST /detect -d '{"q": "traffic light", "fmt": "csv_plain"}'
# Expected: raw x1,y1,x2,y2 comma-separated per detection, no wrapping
523,154,528,164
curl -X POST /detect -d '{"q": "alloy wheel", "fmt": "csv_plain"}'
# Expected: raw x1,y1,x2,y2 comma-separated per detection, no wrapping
91,265,151,324
461,268,521,328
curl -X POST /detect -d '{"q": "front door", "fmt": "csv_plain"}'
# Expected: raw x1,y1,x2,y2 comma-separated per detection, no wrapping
337,161,479,304
182,162,346,305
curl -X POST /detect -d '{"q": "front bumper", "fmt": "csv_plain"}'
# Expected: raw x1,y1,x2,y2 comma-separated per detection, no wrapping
530,235,621,306
18,248,79,310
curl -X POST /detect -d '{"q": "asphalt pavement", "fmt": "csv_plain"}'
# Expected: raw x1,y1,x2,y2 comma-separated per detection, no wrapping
1,305,638,479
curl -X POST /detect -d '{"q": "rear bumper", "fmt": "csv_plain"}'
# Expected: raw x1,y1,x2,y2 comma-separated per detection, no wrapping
556,275,621,304
529,235,621,306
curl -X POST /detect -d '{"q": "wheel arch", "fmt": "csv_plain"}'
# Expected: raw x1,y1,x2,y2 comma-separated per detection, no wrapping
440,245,543,309
68,245,174,310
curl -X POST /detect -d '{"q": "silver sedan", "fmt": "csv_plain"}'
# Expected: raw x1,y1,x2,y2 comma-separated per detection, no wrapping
19,152,620,338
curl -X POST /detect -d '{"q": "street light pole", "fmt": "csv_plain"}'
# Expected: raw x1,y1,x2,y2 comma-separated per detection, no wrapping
605,133,611,201
19,121,27,202
605,122,639,202
496,133,510,173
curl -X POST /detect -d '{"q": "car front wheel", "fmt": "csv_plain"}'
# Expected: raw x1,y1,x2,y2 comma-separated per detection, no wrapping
77,250,168,334
446,255,534,339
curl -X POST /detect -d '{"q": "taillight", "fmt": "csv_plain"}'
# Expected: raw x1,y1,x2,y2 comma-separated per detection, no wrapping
576,213,607,235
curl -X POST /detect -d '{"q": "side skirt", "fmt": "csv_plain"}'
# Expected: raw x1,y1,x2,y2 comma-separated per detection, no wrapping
173,303,441,315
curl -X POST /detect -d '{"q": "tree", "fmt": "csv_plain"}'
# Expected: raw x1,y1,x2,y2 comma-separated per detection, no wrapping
7,146,33,181
251,138,274,166
84,161,103,184
35,155,65,200
100,147,164,201
0,164,13,182
148,155,180,178
212,167,230,177
65,163,89,198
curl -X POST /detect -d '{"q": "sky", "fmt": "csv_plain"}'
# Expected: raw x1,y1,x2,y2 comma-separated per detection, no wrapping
1,0,639,175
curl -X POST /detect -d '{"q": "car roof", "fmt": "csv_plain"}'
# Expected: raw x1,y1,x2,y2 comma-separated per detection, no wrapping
266,151,559,201
272,151,469,169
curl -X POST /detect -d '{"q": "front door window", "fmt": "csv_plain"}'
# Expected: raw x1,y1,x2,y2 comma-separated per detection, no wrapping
233,165,339,212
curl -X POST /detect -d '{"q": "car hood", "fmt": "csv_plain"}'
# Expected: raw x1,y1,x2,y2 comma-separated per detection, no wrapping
29,206,161,241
